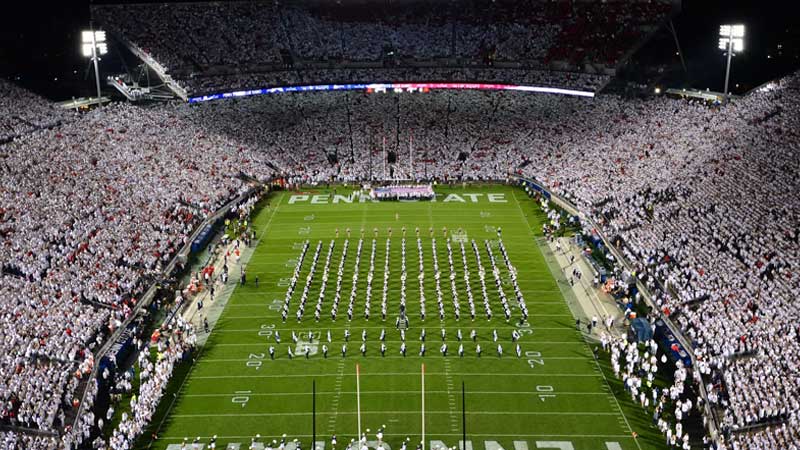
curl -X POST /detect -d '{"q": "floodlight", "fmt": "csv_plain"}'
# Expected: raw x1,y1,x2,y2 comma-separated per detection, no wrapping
719,38,744,52
82,30,106,44
719,24,746,100
81,27,108,102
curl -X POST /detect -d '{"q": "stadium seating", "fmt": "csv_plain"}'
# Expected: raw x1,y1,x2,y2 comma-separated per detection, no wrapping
0,80,70,142
92,0,672,95
1,69,799,448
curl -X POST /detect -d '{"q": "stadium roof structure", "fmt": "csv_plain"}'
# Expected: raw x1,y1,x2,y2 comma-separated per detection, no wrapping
92,0,680,101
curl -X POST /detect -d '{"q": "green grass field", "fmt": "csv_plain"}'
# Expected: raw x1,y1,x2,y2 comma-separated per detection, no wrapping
147,184,665,450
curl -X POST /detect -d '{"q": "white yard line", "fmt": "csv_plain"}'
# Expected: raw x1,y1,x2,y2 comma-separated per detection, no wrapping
206,324,574,331
442,358,460,433
221,313,575,319
172,411,620,418
181,390,611,397
198,356,588,362
211,340,584,346
326,358,347,434
159,433,636,439
585,341,644,450
190,372,603,379
152,191,285,439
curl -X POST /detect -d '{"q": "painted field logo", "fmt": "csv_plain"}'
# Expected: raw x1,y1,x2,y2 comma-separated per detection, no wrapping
287,193,508,205
450,230,468,243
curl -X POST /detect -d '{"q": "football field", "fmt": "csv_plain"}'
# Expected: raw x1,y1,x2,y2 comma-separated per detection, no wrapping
149,184,660,450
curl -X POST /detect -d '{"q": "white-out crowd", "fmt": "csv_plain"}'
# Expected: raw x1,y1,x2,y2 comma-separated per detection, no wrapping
99,318,197,450
91,0,671,95
0,80,69,142
1,68,799,448
0,95,273,448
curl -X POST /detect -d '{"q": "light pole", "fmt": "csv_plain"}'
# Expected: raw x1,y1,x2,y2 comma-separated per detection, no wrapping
82,27,108,102
719,24,745,101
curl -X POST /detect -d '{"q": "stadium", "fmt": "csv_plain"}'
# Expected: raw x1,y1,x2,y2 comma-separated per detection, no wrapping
0,1,799,449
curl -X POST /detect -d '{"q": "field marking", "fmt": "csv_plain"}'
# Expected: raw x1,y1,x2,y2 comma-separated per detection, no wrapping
199,356,589,362
512,191,640,440
510,191,537,240
586,342,643,450
326,358,347,433
442,358,459,432
230,286,562,295
165,190,638,447
152,192,286,439
159,433,636,439
171,411,621,418
221,313,575,319
182,390,611,397
211,340,584,346
191,372,602,379
209,324,575,331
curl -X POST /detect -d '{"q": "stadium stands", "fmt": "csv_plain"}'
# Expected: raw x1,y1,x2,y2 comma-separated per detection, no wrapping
0,80,71,142
1,68,799,448
92,0,673,95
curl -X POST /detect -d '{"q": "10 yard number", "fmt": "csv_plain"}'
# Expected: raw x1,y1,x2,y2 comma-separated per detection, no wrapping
536,385,556,402
232,390,252,408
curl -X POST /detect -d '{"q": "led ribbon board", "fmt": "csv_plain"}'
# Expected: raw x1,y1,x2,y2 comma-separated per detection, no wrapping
187,82,595,103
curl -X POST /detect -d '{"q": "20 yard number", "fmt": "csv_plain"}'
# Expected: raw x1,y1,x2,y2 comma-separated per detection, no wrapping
526,351,544,368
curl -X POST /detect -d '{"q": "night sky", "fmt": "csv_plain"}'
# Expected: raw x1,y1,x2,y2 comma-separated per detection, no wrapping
0,0,798,101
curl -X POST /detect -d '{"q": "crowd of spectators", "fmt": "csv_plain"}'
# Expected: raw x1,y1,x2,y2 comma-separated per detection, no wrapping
177,72,800,448
92,0,671,94
101,318,197,450
1,67,799,448
0,80,70,142
0,99,273,448
607,334,698,449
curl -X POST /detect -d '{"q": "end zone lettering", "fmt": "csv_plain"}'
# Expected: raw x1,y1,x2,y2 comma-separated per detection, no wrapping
287,193,507,205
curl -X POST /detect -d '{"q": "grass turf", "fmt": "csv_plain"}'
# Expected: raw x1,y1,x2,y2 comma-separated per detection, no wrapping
143,184,667,450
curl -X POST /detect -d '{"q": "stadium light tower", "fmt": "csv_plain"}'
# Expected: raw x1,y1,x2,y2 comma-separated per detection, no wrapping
719,24,745,100
82,26,108,102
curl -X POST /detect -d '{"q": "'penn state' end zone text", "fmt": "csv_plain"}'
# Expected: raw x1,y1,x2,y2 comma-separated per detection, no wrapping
287,193,509,205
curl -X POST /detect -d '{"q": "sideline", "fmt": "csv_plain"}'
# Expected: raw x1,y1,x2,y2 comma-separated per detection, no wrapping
148,191,285,442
